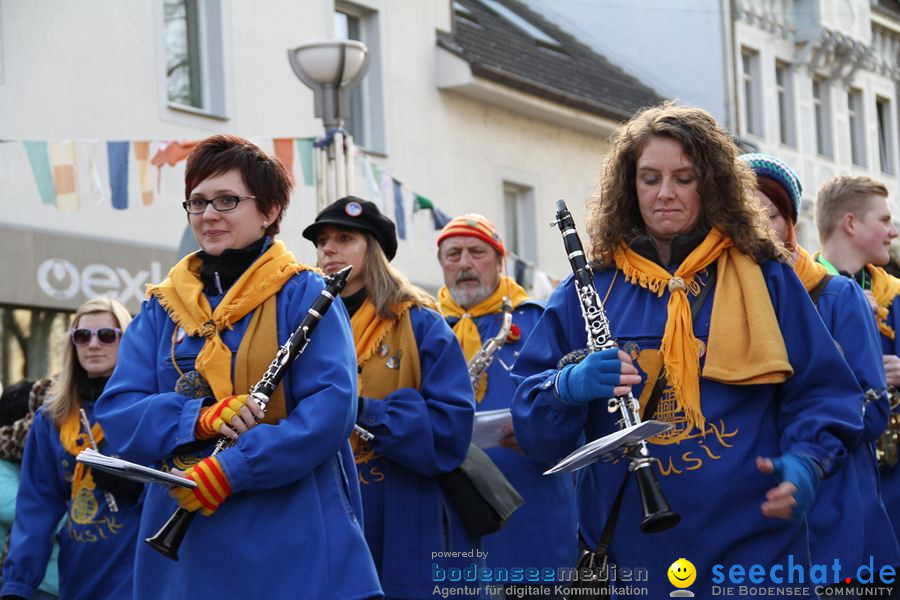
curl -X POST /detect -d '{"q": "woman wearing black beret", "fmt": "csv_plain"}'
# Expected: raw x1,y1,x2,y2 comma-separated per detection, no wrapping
304,196,479,599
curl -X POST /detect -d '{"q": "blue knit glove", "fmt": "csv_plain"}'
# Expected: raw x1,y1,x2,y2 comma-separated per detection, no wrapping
556,347,623,405
770,453,821,519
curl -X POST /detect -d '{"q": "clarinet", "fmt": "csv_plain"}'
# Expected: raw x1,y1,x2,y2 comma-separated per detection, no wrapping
145,265,352,560
468,297,514,389
551,200,680,533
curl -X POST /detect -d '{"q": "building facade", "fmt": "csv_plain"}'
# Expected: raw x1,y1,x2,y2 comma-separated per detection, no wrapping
536,0,900,249
0,0,659,382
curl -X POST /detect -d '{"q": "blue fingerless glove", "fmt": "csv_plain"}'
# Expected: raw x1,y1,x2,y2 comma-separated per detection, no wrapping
556,347,622,406
770,453,822,519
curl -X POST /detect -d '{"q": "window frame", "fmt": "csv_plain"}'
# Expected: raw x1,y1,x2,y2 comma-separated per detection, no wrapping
502,181,537,266
741,48,763,138
775,60,796,147
848,88,866,167
335,2,386,154
163,0,227,120
812,77,833,158
877,96,894,175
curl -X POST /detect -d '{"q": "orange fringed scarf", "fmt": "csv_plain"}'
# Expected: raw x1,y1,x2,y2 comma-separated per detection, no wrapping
866,264,900,340
146,240,309,401
59,409,102,504
613,228,792,431
793,246,829,293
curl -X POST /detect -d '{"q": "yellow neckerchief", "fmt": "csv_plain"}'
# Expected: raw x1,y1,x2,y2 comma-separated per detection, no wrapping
146,239,308,401
793,245,828,292
59,408,102,503
437,275,530,402
866,264,900,340
614,228,791,431
349,299,418,458
351,298,415,370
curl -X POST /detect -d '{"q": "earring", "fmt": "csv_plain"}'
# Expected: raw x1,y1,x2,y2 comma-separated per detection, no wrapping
263,221,268,227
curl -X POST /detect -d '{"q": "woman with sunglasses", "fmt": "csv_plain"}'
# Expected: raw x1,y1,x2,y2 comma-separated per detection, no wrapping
94,135,381,600
1,297,142,600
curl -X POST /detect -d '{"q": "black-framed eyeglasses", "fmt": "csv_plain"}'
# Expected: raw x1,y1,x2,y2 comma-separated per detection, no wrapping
182,195,255,214
71,328,122,346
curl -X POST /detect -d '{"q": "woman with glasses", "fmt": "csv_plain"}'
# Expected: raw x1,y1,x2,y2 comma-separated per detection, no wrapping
1,297,142,600
94,135,381,600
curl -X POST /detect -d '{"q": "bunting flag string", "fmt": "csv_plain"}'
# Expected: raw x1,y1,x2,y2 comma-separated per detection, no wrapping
10,137,558,293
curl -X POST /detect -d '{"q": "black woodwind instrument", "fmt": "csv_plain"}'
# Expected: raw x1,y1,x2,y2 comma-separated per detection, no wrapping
551,200,679,533
146,265,352,560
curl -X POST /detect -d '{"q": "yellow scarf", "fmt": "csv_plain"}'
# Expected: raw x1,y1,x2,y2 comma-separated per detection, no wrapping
351,299,415,371
793,246,828,293
866,264,900,340
438,276,530,402
146,240,308,401
614,228,792,430
59,409,102,504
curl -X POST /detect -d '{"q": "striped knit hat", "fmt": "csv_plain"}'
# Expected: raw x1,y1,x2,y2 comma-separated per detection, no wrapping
739,153,803,221
437,213,506,256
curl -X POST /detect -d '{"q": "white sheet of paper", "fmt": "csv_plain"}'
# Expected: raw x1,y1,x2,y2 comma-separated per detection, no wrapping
544,420,673,474
76,448,197,488
472,408,513,449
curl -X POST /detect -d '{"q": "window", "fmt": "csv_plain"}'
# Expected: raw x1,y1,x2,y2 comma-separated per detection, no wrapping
877,97,894,174
335,4,385,153
848,88,866,167
164,0,226,118
503,182,537,267
813,77,833,157
741,48,763,137
775,61,796,146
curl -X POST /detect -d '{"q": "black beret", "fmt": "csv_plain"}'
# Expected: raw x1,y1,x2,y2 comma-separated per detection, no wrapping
302,196,398,261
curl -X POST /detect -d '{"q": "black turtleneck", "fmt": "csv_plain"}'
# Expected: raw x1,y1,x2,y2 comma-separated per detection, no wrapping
198,237,266,295
78,376,109,403
342,287,368,318
628,229,709,268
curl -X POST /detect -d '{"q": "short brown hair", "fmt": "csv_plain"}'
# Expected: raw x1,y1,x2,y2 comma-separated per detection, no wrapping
587,102,783,264
816,175,889,242
184,135,292,237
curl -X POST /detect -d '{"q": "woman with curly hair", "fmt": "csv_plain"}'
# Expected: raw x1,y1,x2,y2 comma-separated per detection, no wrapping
511,103,862,599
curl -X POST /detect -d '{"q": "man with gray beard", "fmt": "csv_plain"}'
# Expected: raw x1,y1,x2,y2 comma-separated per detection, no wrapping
436,214,577,600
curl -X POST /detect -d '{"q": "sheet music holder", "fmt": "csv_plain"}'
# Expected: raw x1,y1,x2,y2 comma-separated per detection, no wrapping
76,448,197,489
544,420,673,475
472,408,513,449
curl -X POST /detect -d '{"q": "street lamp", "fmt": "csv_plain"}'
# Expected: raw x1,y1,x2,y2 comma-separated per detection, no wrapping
288,40,369,210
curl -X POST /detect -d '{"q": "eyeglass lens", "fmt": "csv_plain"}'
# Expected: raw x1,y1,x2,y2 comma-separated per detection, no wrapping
72,328,121,345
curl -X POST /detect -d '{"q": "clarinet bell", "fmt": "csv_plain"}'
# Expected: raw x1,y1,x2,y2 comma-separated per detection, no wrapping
633,463,681,533
145,507,196,561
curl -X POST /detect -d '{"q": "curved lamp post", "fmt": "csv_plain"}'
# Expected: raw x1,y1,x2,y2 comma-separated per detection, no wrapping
288,40,369,210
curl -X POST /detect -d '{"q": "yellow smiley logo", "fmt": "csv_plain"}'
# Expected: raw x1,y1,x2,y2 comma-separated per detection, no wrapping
668,558,696,588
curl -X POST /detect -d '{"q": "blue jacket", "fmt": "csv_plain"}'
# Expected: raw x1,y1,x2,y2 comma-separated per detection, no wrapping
876,293,900,556
356,305,478,598
449,300,578,572
512,259,863,600
1,402,141,599
807,275,900,571
96,269,382,600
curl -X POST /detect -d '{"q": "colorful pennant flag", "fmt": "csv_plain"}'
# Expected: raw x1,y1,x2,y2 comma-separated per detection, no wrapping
392,178,406,240
133,141,154,206
296,138,314,186
273,138,294,183
107,141,129,210
49,141,79,209
23,141,56,206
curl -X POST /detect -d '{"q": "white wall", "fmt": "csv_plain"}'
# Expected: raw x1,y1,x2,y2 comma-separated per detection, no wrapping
0,0,613,301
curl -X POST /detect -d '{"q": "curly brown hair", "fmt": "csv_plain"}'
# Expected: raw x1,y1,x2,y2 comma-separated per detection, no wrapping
586,102,785,265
